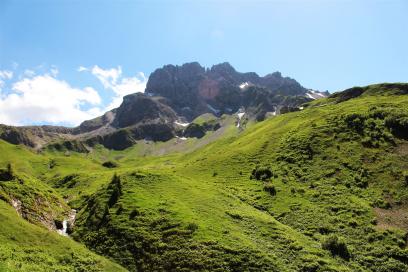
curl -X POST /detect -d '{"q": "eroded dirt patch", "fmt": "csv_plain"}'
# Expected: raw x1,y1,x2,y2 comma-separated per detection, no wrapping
374,206,408,231
395,142,408,156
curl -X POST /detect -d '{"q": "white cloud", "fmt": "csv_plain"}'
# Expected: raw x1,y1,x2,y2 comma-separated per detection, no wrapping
0,64,146,126
83,65,147,110
0,73,103,126
91,65,122,89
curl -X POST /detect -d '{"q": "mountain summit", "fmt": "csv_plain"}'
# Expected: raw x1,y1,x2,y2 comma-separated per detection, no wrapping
145,62,314,120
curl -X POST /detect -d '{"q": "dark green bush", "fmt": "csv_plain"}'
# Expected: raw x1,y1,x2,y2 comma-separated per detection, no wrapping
403,171,408,186
7,163,13,177
322,235,350,260
345,113,365,134
102,161,118,168
129,209,139,219
251,166,272,181
344,111,398,147
107,174,122,208
354,175,368,188
186,223,198,233
263,183,276,196
49,159,57,169
385,115,408,139
0,163,14,181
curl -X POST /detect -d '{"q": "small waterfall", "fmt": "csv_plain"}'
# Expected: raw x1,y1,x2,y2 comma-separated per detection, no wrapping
237,112,245,128
57,209,76,237
57,220,69,236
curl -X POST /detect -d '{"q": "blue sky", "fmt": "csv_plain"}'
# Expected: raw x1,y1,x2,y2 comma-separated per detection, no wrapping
0,0,407,126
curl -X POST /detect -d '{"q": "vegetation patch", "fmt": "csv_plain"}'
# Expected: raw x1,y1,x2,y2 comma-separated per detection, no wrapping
321,235,350,260
102,161,118,168
250,165,272,181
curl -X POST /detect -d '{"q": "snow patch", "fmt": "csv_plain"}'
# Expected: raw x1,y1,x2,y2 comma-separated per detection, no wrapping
306,93,316,99
306,90,327,100
207,104,220,114
175,136,188,141
239,82,250,89
174,121,190,127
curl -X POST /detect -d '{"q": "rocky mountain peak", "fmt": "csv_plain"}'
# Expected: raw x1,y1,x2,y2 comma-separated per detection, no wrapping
113,93,177,128
144,62,311,120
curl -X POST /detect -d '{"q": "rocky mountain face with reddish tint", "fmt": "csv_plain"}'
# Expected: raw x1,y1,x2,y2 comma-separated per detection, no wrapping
145,62,316,120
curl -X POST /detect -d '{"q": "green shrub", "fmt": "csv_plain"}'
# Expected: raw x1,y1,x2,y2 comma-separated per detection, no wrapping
263,182,276,196
251,166,272,181
345,113,365,134
322,235,350,260
385,115,408,139
49,159,57,169
102,161,118,168
107,174,122,208
129,209,139,219
186,223,199,233
226,211,243,220
7,163,13,177
0,163,14,181
403,171,408,186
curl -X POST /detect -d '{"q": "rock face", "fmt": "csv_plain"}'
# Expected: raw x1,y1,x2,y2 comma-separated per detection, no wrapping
112,94,177,128
82,94,178,150
146,62,311,120
0,125,74,149
0,62,326,150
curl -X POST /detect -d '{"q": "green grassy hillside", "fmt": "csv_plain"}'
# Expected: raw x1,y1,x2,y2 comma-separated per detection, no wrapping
1,83,408,271
0,200,126,272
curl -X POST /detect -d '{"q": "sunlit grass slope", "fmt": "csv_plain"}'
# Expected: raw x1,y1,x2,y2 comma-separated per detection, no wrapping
1,83,408,271
0,200,126,272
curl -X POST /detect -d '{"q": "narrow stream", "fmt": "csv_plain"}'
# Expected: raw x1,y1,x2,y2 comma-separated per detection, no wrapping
57,220,69,236
57,209,76,237
237,112,245,128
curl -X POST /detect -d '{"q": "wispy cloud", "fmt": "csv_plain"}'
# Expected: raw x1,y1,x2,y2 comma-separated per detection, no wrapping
23,69,36,78
79,65,147,110
0,70,13,80
50,66,59,77
0,70,14,92
77,66,88,72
